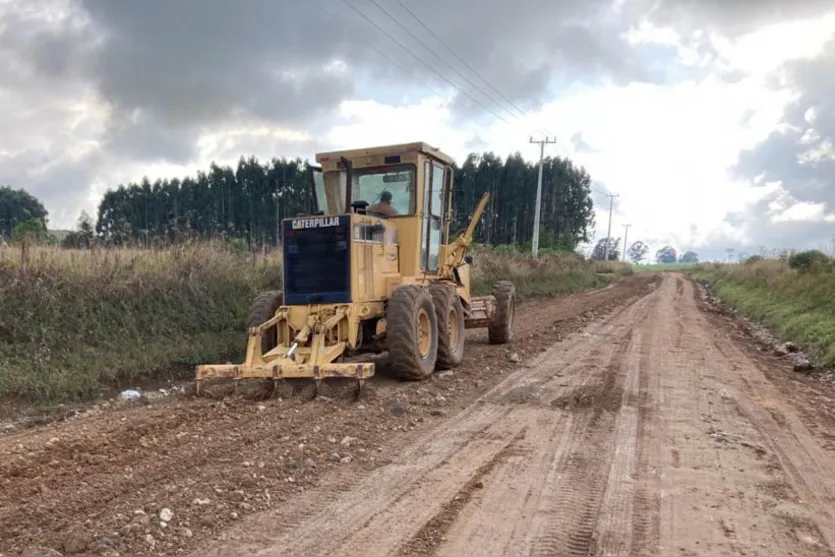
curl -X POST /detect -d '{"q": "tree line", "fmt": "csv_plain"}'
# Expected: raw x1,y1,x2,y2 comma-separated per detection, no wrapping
590,237,699,265
0,152,594,250
94,153,595,251
2,151,597,252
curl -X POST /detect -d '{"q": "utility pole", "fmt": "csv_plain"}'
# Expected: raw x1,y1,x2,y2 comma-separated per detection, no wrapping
622,223,631,262
603,193,619,261
529,136,557,258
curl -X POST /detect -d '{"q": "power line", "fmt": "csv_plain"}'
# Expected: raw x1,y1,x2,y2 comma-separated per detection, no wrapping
391,0,531,121
311,0,408,76
314,0,518,139
341,0,558,141
391,0,557,140
363,0,516,119
338,0,513,126
323,0,571,167
309,0,448,99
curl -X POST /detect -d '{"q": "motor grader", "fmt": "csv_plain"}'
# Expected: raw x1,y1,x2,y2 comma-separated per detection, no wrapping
194,141,515,398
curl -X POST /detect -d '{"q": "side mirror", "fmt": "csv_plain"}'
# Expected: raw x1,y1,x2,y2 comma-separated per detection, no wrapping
465,254,473,265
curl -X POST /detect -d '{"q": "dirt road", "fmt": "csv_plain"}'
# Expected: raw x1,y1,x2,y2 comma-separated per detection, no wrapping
4,273,835,556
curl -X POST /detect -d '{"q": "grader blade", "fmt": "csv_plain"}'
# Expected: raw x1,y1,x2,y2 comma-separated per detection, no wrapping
195,361,374,399
195,361,375,381
194,315,374,400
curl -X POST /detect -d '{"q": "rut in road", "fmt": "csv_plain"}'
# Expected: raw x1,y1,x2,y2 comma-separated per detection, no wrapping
195,273,835,557
194,280,658,557
0,275,656,557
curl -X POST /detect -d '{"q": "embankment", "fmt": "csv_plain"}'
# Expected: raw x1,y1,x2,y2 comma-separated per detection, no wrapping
0,244,630,404
689,259,835,369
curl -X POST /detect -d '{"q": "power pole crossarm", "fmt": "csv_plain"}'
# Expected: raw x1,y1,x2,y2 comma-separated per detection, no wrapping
529,136,557,259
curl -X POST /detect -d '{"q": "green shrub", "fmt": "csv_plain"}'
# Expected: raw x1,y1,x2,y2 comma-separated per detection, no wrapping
788,250,830,273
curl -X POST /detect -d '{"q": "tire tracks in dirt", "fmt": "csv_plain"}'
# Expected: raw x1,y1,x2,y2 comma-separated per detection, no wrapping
13,270,835,557
197,273,835,557
0,275,655,556
656,275,835,557
193,279,659,557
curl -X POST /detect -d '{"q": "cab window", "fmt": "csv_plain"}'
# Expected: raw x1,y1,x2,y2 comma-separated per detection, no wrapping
353,164,416,216
315,164,416,216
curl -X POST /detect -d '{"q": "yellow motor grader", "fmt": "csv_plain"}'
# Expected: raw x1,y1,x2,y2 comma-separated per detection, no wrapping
194,141,515,397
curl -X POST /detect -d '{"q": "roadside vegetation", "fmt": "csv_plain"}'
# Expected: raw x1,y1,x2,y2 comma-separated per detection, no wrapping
633,262,694,272
0,244,281,405
688,250,835,368
0,243,628,405
0,145,622,406
470,245,631,298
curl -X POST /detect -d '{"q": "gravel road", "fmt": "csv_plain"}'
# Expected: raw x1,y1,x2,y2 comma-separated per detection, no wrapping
4,273,835,557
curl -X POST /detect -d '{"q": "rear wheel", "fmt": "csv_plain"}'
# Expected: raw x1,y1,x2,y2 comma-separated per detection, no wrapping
488,281,515,344
247,290,284,354
387,285,438,380
430,282,465,370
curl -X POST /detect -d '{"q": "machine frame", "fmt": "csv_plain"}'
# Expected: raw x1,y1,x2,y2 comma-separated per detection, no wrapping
194,142,515,396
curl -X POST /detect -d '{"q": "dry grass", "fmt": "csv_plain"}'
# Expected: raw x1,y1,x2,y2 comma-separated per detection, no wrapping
689,259,835,367
0,244,281,403
0,243,623,404
470,247,632,297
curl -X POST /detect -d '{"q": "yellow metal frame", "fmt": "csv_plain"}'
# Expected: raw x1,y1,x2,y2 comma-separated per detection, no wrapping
195,141,496,393
195,304,374,389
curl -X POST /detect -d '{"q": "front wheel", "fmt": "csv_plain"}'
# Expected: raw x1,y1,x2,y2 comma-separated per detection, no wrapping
247,290,284,353
387,285,438,380
488,281,515,344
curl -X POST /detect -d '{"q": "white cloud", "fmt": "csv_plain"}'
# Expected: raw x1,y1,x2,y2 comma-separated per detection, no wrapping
310,14,835,258
711,14,835,74
310,68,790,255
4,0,835,264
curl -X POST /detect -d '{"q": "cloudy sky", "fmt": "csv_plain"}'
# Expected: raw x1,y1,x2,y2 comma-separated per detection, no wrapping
2,0,835,260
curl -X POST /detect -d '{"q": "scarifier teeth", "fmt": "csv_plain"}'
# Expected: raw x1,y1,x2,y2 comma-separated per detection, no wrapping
237,379,275,401
194,379,236,399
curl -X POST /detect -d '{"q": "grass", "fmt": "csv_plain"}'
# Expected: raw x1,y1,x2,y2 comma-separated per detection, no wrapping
0,243,630,405
688,259,835,368
0,244,281,404
470,247,632,298
635,262,697,272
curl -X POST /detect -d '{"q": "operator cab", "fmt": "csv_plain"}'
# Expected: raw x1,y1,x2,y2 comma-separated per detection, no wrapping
307,142,455,274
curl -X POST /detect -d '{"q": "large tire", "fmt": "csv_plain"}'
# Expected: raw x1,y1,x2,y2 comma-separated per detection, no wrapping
387,285,438,380
247,290,284,354
429,282,465,370
488,280,515,344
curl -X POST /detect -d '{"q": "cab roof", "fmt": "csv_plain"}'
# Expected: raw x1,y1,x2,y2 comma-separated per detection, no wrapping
315,141,456,166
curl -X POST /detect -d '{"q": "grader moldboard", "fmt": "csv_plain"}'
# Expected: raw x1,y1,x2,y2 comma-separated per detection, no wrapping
194,141,516,400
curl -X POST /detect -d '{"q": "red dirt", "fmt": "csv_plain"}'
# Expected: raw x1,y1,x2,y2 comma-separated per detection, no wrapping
9,272,835,557
0,274,654,556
